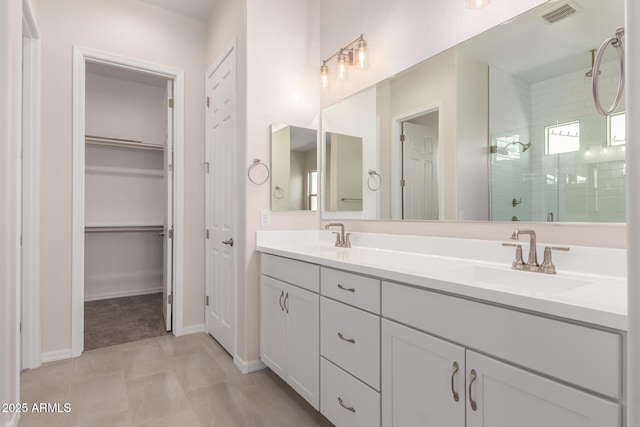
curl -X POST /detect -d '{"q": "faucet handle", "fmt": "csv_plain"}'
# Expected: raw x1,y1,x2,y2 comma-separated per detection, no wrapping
502,243,525,270
539,246,570,274
344,233,352,248
331,232,342,247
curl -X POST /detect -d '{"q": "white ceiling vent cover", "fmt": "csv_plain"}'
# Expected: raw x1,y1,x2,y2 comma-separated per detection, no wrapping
540,1,582,24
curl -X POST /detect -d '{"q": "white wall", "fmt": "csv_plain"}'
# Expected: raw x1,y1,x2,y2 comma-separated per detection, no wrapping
36,0,206,355
320,0,544,107
455,52,489,221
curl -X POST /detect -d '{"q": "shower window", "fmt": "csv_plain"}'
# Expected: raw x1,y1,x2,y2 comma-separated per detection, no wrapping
608,112,625,146
545,121,580,155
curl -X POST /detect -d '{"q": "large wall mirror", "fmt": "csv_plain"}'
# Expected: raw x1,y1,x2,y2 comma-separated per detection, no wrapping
322,0,625,223
271,124,318,211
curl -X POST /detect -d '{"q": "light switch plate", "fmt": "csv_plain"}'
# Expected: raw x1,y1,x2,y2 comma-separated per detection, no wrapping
260,209,271,227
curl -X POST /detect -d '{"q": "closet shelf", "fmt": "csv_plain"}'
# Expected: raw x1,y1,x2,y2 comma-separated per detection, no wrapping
85,135,164,152
85,225,163,233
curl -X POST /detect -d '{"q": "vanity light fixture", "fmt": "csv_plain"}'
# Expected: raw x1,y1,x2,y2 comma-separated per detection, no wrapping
465,0,491,10
320,34,368,88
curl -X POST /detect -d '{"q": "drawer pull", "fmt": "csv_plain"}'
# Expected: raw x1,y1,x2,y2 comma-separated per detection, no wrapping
469,369,478,411
279,291,284,311
338,332,356,344
451,361,460,402
338,284,356,293
337,397,356,413
284,293,289,313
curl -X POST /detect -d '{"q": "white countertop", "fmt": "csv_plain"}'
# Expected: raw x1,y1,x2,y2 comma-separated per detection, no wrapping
256,230,627,331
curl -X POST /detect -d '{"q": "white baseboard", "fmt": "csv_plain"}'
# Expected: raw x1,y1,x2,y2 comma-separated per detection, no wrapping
41,348,72,363
84,287,162,302
181,323,205,335
234,356,266,374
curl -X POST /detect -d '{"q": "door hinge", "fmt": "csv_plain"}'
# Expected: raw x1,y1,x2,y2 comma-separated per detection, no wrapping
168,294,173,305
206,229,210,240
400,134,405,143
168,228,174,239
205,295,209,306
168,152,174,172
400,179,406,187
206,96,210,108
168,98,174,109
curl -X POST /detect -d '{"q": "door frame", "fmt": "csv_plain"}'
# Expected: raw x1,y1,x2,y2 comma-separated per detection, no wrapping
391,103,443,220
71,46,185,357
21,0,41,371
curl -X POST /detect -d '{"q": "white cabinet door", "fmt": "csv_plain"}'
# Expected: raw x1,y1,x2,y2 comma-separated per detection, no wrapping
286,283,320,410
382,319,465,427
260,276,287,379
260,275,320,410
466,350,621,427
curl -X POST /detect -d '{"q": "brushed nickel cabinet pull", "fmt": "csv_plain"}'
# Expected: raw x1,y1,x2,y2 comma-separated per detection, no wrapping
338,397,356,413
469,369,478,411
337,284,355,292
279,291,284,311
284,293,289,313
337,332,355,344
451,361,460,402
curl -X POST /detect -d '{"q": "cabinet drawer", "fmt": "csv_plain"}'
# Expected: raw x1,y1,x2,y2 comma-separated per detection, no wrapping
321,267,381,314
321,297,380,390
321,357,380,427
382,281,623,399
262,254,319,293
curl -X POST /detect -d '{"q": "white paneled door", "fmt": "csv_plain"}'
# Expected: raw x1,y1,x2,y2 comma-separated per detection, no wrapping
162,80,174,332
402,121,438,220
205,44,236,355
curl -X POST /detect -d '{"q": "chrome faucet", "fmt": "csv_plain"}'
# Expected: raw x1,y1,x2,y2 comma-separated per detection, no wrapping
325,223,351,248
510,229,538,271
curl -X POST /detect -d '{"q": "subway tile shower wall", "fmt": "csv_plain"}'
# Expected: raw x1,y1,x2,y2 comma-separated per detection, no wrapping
489,60,625,222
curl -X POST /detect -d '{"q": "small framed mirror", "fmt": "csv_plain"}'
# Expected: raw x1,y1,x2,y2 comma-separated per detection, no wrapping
270,124,318,211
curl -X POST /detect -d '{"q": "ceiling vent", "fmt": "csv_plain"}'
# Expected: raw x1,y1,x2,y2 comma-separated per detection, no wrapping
540,1,582,24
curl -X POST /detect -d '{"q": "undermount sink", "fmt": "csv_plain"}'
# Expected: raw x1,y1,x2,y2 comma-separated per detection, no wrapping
455,265,592,294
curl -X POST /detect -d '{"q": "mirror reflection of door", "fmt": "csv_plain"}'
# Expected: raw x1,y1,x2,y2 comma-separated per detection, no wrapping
401,111,440,220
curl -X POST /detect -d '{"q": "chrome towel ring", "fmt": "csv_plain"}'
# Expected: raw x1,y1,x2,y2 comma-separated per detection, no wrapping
592,26,625,116
273,186,285,199
367,169,381,191
248,158,270,185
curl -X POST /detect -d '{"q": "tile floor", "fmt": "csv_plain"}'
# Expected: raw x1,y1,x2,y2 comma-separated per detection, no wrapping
19,333,333,427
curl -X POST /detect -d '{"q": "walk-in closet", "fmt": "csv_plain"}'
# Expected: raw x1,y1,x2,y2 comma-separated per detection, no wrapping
83,62,174,350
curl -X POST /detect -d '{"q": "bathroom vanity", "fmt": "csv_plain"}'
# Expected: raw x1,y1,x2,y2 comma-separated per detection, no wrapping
257,231,626,427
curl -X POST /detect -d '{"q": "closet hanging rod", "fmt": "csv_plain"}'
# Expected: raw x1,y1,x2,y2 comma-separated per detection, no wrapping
85,135,164,152
85,226,164,233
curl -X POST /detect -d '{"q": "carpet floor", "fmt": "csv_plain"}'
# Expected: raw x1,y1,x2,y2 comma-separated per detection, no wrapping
84,293,170,351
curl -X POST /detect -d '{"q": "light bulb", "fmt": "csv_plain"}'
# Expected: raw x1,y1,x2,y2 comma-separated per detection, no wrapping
337,53,348,80
465,0,491,10
357,39,367,69
320,64,329,88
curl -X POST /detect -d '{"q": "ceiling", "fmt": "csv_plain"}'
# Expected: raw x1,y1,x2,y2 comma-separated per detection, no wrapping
139,0,216,21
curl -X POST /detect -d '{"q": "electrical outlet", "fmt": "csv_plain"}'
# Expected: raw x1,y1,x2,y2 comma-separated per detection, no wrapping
260,209,271,227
